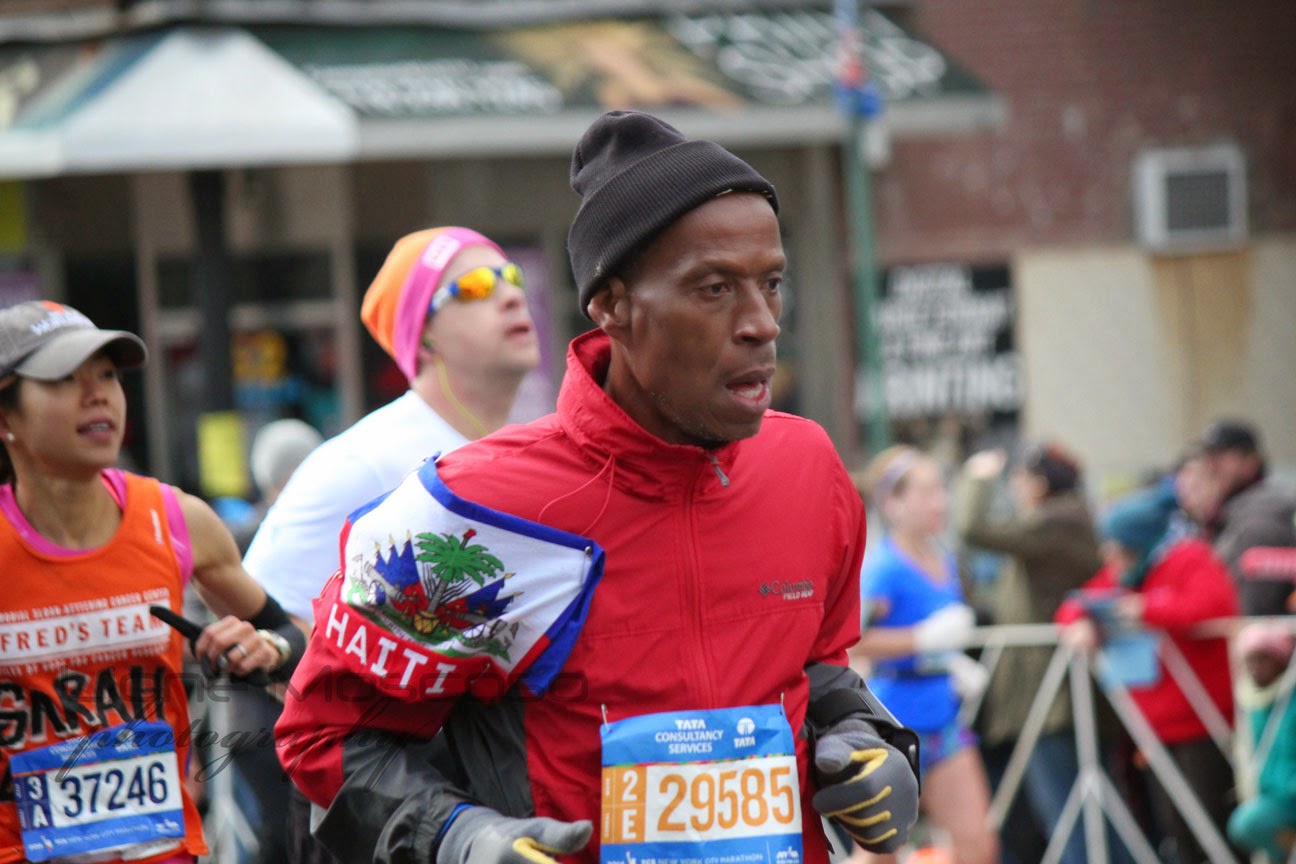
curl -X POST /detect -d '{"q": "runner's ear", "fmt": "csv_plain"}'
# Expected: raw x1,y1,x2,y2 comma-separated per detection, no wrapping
588,280,629,335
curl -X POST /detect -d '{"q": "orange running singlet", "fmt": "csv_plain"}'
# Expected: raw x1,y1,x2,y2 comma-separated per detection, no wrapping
0,473,206,863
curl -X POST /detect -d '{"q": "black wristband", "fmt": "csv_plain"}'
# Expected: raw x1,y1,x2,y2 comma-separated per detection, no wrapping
248,594,306,682
248,593,289,630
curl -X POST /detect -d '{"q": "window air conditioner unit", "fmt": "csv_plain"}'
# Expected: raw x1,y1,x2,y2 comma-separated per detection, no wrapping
1132,144,1247,252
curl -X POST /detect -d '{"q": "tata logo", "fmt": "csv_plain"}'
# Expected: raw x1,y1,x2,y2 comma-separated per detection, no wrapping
734,715,757,748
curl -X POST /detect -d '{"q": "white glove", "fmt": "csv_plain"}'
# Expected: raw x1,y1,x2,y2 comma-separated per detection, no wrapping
913,603,976,653
945,652,990,701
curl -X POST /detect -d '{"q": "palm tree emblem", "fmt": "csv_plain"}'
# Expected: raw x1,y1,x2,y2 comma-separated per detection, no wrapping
402,529,512,641
417,528,503,591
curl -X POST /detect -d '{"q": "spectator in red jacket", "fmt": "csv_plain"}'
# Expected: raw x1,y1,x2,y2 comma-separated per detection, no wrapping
1056,484,1237,864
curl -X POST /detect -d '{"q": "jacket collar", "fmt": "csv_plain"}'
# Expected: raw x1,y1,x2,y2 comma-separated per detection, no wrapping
557,330,741,501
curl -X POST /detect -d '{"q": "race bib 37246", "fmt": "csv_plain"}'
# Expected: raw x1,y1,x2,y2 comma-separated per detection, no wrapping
11,721,185,863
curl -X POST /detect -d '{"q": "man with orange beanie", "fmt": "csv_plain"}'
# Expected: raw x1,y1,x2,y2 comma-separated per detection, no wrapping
239,226,539,864
247,226,539,625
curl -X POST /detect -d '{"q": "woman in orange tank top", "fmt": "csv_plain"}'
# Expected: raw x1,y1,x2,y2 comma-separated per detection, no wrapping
0,301,305,864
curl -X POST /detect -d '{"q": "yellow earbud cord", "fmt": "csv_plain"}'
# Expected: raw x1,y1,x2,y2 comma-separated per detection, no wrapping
434,355,491,440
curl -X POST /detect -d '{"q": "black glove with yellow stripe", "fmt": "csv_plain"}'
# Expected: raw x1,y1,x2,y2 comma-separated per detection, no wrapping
435,806,592,864
811,716,919,853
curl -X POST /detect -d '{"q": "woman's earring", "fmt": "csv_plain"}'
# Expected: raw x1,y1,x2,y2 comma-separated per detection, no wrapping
4,432,13,442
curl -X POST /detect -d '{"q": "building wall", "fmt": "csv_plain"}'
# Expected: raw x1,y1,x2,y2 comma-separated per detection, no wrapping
864,0,1296,479
1017,238,1296,494
878,0,1296,260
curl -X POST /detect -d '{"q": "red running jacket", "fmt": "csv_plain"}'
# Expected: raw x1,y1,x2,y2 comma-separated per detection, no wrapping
1055,537,1236,743
277,330,868,864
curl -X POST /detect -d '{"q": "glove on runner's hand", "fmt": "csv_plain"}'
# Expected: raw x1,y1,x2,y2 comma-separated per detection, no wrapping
912,603,976,654
811,717,919,854
946,651,991,701
436,806,593,864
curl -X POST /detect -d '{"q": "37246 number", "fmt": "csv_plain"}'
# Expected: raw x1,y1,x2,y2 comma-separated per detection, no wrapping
58,761,170,818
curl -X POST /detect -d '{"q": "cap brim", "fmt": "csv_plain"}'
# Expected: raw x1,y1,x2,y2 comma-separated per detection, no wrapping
14,330,148,381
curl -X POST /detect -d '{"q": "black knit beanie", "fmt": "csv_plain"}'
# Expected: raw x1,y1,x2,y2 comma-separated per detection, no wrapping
567,111,779,317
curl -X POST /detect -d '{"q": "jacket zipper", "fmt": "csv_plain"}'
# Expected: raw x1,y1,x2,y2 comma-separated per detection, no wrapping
708,454,730,487
684,458,721,707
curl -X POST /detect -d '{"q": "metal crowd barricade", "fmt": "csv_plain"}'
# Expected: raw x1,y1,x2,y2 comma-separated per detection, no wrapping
961,616,1296,864
202,693,263,864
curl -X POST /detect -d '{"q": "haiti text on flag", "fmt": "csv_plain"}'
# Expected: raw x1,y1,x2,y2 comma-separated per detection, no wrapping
315,456,604,701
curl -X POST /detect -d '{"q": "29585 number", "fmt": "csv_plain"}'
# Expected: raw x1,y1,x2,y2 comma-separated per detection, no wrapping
657,764,797,833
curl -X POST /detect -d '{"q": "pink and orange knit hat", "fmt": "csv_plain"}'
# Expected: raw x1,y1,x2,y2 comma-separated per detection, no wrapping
360,226,504,382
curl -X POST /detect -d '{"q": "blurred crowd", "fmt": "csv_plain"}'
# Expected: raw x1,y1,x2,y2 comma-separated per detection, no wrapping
849,418,1296,864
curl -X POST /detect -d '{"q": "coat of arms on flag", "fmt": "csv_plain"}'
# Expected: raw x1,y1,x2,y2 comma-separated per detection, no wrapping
347,527,519,660
317,458,604,700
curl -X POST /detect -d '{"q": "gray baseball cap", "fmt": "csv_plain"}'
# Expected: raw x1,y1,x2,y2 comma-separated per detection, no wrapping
0,301,147,383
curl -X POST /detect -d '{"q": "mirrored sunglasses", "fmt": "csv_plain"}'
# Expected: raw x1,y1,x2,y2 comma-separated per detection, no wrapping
430,263,525,314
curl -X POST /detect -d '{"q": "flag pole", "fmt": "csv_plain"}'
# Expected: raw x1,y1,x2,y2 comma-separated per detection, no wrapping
835,0,890,455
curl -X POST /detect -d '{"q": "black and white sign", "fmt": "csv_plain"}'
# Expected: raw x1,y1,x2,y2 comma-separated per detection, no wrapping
856,263,1023,420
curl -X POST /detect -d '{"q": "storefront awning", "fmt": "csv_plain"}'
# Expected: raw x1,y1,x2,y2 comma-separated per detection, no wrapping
0,6,1003,179
0,29,357,177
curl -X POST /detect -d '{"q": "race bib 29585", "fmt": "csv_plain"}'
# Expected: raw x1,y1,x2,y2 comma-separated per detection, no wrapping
601,705,803,864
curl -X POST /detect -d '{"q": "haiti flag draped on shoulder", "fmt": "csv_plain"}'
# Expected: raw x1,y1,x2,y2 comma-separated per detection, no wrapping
312,456,604,701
